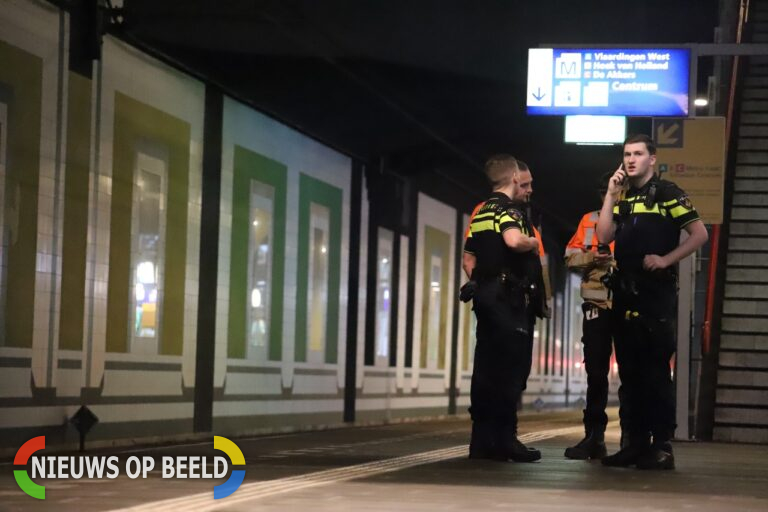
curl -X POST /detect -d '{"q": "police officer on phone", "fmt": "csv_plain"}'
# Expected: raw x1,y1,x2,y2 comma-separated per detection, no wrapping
563,173,623,460
462,154,542,462
596,134,708,470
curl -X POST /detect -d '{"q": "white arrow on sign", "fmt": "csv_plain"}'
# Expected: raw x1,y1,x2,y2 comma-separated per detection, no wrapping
657,123,680,145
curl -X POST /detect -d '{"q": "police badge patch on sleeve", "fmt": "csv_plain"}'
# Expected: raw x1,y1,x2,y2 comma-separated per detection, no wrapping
679,195,693,210
507,208,523,222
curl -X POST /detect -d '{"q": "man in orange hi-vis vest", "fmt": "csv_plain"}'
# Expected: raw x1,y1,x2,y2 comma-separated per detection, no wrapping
562,173,622,460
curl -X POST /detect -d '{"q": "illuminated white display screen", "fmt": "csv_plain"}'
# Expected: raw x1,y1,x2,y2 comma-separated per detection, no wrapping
564,115,626,145
527,48,690,116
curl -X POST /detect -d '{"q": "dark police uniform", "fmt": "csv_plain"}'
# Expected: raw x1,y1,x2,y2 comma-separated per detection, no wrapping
609,176,700,459
463,192,543,462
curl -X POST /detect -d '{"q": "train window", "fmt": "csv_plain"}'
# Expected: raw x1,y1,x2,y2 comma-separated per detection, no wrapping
247,181,274,360
131,150,167,354
307,202,330,363
375,228,394,365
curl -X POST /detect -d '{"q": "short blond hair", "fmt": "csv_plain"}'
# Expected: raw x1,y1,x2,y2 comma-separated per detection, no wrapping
484,154,518,189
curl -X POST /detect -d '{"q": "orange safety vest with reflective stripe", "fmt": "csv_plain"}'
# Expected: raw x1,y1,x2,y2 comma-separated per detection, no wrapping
564,211,615,308
466,201,550,300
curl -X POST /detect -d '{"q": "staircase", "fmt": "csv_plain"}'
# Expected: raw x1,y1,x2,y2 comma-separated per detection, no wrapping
713,2,768,443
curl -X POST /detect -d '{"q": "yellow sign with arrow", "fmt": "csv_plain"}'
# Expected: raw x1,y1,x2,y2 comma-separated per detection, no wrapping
652,117,725,224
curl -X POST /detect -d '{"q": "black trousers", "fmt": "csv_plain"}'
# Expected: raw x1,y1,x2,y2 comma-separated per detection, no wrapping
613,282,677,446
581,302,614,429
469,280,533,434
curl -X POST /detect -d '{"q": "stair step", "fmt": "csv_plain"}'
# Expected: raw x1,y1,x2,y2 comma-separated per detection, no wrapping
738,138,768,151
714,406,768,426
730,221,768,236
719,368,768,385
713,426,768,443
727,237,768,251
735,178,768,191
755,10,768,22
721,316,768,333
727,250,768,264
752,23,768,36
743,88,768,100
731,207,768,221
741,112,768,124
745,76,768,87
725,282,768,298
726,268,768,283
743,100,768,112
733,193,768,206
740,125,768,137
720,350,768,368
717,388,768,406
724,299,768,315
735,165,768,178
750,55,768,65
737,151,768,164
720,331,768,351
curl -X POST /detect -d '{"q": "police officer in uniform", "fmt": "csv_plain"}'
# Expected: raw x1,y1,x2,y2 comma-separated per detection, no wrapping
563,173,622,459
462,155,542,462
596,134,708,470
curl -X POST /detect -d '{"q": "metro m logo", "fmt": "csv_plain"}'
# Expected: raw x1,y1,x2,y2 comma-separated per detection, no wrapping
555,53,582,79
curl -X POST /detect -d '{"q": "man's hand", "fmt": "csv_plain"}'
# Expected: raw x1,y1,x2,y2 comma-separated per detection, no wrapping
593,252,612,264
643,254,669,271
607,165,627,200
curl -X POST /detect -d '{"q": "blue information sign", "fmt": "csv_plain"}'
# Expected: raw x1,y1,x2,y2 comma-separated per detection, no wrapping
526,48,690,116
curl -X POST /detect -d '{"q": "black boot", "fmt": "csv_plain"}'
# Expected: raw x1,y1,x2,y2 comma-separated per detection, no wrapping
500,431,541,463
564,425,607,460
636,441,675,470
601,438,650,467
469,422,505,460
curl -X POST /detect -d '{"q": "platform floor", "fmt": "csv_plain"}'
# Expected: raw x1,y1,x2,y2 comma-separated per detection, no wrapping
2,410,768,511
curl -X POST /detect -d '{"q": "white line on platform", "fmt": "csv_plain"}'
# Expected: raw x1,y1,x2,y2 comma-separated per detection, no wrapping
111,424,586,512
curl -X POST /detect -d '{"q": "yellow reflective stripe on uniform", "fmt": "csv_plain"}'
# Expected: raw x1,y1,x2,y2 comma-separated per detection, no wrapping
470,219,496,233
472,211,495,221
613,205,620,214
661,199,678,207
630,203,666,215
668,205,690,218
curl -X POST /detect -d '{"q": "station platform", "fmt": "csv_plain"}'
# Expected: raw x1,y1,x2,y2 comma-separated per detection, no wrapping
2,410,767,511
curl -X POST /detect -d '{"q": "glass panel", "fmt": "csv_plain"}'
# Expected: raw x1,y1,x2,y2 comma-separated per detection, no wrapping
132,151,165,354
426,255,442,368
462,301,476,371
307,203,330,361
375,228,394,363
569,273,585,376
533,317,543,375
247,181,274,360
555,293,564,376
0,104,7,345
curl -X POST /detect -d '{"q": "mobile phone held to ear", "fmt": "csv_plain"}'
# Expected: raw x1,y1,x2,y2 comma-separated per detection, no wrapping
616,163,626,186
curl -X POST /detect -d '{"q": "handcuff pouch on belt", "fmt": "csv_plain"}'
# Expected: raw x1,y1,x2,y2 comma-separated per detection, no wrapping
459,280,477,303
497,271,529,309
